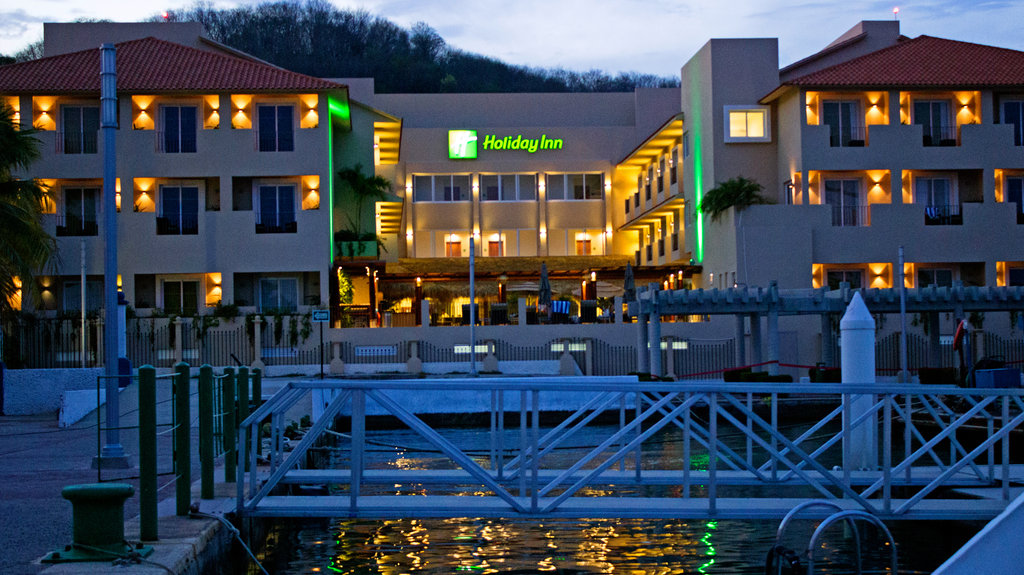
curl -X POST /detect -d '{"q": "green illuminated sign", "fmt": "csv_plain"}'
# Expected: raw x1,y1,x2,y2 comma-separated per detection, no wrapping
448,130,563,158
448,130,478,159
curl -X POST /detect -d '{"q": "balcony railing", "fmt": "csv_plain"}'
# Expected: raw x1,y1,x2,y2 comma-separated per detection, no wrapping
830,204,870,227
156,214,199,235
155,130,198,153
634,250,641,267
829,125,867,147
645,244,653,262
56,130,98,154
923,204,962,226
921,124,958,147
658,238,665,257
255,219,297,234
671,233,679,252
55,215,98,237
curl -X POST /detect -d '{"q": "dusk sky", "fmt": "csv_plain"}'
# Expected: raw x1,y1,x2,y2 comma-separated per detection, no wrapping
2,0,1022,75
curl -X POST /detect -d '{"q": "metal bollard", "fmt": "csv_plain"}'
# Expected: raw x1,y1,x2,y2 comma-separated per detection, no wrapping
173,362,191,516
198,364,214,500
237,366,250,472
43,483,152,563
137,366,158,540
221,367,237,483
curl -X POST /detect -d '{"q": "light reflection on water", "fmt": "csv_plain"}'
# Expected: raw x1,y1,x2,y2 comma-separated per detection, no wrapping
256,424,981,574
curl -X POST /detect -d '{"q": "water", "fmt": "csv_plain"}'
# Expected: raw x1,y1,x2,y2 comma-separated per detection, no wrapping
251,423,983,574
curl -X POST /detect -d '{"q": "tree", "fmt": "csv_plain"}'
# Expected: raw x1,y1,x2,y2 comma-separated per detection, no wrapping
698,176,774,222
336,164,392,238
0,104,55,315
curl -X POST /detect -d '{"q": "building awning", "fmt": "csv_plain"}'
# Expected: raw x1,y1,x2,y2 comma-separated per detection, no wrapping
617,113,684,169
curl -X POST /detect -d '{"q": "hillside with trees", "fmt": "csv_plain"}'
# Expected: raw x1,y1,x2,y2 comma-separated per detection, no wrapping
153,0,678,93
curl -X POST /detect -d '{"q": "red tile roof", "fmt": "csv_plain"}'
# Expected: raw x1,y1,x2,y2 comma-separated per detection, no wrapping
0,37,344,94
785,35,1024,88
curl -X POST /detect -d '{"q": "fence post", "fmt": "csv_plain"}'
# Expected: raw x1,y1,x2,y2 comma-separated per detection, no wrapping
198,364,214,500
237,366,250,472
251,316,264,370
173,318,183,365
173,361,191,516
221,367,236,483
251,367,262,458
138,365,157,540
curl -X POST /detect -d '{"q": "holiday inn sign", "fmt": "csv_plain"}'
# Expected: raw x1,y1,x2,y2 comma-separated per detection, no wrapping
448,130,564,159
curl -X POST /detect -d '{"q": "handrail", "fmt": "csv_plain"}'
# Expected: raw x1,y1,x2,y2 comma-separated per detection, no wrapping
806,510,897,575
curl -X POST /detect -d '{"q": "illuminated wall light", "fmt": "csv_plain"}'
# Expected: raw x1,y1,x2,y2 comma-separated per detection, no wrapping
406,230,413,240
539,229,547,238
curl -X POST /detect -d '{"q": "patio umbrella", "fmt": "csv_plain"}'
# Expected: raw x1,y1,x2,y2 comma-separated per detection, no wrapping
623,262,636,302
538,263,552,312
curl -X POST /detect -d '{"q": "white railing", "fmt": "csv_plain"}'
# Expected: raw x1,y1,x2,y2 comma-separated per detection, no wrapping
238,379,1024,520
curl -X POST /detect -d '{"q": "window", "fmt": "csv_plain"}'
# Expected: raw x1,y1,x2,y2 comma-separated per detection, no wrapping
546,174,602,200
63,280,102,311
257,105,294,152
657,157,665,192
480,174,536,201
161,105,197,153
1004,101,1024,146
62,105,99,154
913,100,954,146
59,187,98,236
826,270,863,290
412,175,470,202
682,131,690,158
822,101,863,147
724,106,770,143
259,277,297,312
645,167,652,200
916,177,960,224
670,148,679,185
256,185,296,233
157,186,199,235
162,280,199,316
1009,267,1024,287
1007,177,1024,222
824,179,864,226
917,268,953,288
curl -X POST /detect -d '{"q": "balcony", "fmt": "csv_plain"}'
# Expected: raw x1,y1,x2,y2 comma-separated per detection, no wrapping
55,130,98,154
922,124,958,147
156,214,199,235
830,205,870,227
829,125,867,147
924,204,962,226
55,215,98,237
155,130,197,154
255,220,297,234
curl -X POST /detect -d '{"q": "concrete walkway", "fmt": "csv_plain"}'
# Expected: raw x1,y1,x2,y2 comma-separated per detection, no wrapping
0,375,310,574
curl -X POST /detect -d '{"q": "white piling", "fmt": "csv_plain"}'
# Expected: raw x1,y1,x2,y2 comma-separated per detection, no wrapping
841,292,877,470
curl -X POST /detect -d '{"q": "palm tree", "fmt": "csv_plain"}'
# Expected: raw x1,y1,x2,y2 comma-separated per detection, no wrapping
336,164,392,238
697,176,774,222
335,164,391,257
0,104,54,315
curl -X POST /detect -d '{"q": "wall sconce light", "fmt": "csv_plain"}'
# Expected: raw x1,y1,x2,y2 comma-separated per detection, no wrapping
416,277,422,287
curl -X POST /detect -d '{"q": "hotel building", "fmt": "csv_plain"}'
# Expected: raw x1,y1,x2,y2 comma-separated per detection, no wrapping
2,20,1023,333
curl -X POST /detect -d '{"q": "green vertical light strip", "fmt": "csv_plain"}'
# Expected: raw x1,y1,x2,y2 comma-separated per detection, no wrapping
689,72,705,264
326,96,351,263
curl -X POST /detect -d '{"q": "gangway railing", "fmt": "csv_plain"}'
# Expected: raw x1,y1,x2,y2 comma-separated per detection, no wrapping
237,378,1024,520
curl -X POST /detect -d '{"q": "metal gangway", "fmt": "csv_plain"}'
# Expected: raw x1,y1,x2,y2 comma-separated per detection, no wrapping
236,377,1024,520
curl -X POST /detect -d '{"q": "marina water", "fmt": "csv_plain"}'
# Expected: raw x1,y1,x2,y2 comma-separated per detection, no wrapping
251,423,982,574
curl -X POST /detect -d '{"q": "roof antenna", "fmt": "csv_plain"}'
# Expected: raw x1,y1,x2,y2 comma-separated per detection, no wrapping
893,6,899,20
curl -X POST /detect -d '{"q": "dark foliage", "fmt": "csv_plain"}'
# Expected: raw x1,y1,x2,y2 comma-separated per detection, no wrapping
155,1,678,93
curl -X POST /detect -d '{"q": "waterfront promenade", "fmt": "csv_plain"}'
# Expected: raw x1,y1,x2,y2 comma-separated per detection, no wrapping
0,376,303,574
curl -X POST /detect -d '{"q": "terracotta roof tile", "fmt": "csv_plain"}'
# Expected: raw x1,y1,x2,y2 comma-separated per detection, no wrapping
786,35,1024,88
0,37,344,94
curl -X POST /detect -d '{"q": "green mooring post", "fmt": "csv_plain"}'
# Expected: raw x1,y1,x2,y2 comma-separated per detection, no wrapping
138,365,158,541
42,483,153,563
174,362,191,516
252,367,262,457
198,364,214,500
237,366,250,472
222,367,237,483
